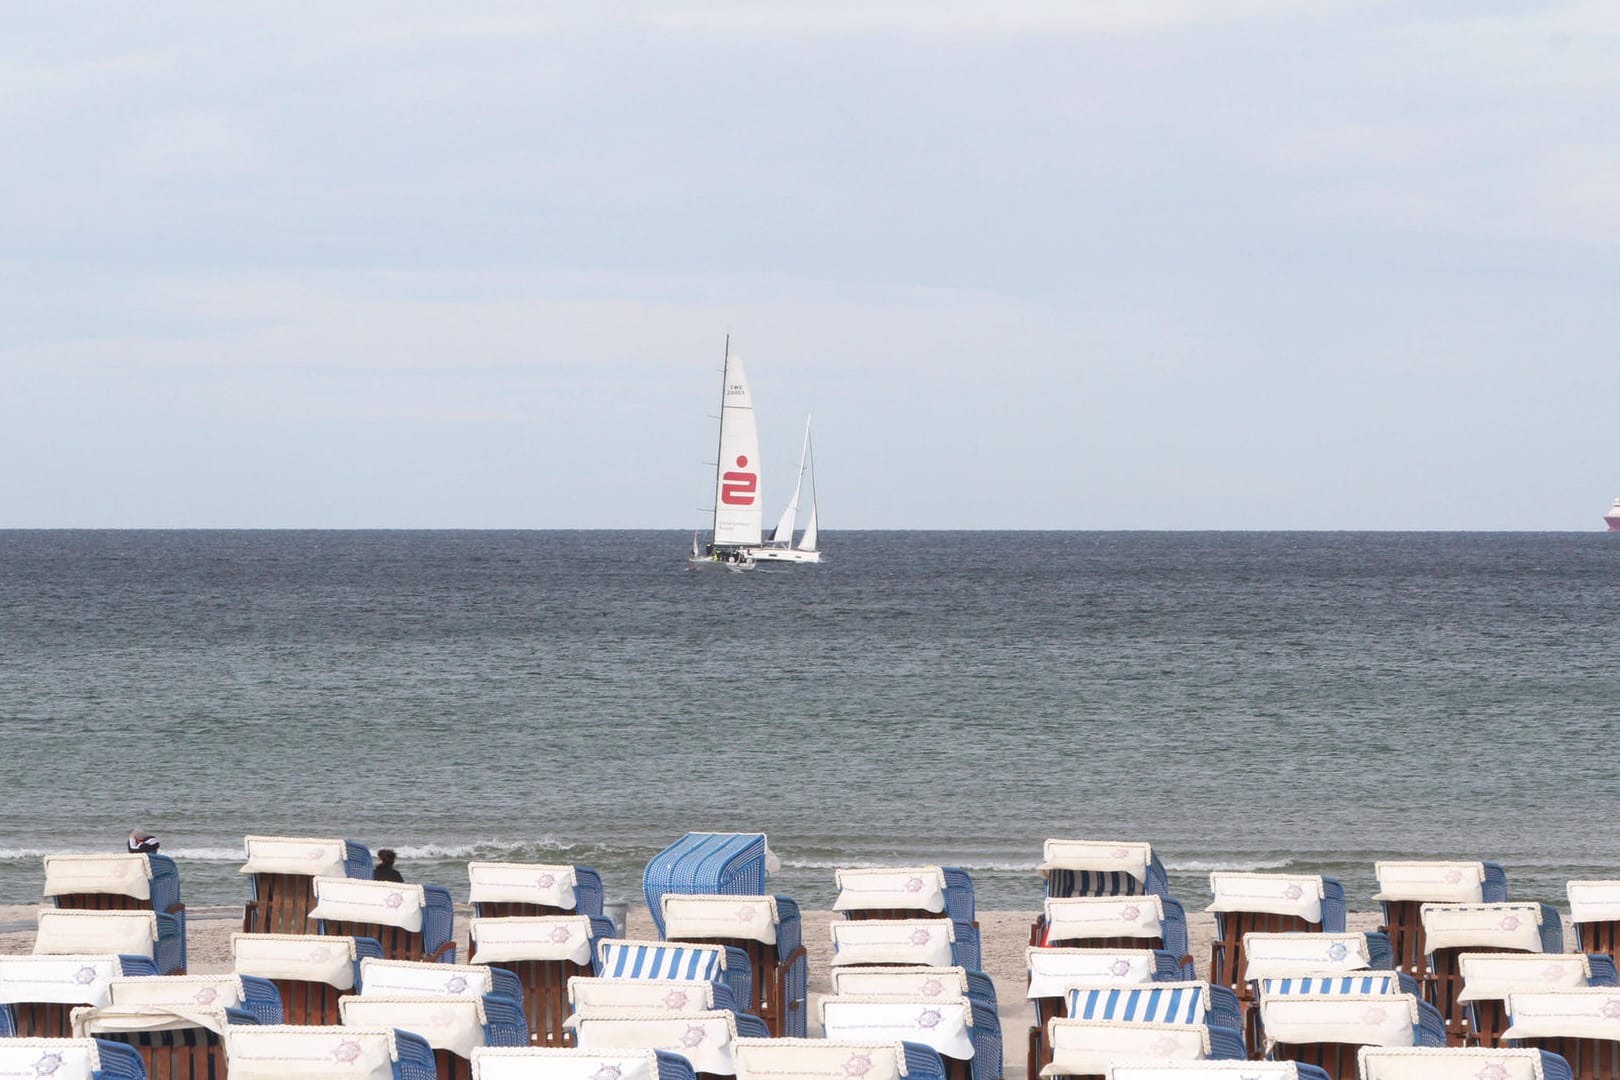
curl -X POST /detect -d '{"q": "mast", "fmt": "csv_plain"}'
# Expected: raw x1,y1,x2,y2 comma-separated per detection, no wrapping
709,334,729,539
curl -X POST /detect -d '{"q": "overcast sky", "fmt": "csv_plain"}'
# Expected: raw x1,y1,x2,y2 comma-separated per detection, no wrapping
4,1,1617,529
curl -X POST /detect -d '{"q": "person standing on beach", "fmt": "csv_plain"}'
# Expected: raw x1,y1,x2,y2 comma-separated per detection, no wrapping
372,848,403,882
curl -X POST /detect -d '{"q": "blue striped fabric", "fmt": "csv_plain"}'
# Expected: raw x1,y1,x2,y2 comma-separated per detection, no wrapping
598,941,723,983
1259,973,1400,997
1064,984,1208,1024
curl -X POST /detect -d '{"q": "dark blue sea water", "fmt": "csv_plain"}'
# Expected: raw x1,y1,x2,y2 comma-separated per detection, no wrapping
2,530,1616,912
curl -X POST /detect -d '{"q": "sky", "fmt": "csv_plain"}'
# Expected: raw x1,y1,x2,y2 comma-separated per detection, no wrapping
3,1,1618,529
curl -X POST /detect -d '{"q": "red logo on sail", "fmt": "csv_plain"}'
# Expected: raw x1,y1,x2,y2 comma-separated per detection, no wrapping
721,455,757,505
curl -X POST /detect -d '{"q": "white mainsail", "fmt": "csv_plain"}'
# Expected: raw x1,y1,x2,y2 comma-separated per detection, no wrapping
797,424,818,552
711,353,763,547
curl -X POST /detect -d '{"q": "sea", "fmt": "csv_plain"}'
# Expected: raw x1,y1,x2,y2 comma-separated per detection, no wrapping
2,530,1616,914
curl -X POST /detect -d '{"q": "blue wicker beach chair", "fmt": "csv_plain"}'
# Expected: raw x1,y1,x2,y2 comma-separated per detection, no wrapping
1372,860,1507,981
1039,840,1172,901
0,1038,150,1080
1257,992,1445,1077
1065,981,1244,1042
1023,947,1186,1080
1455,951,1619,1049
104,972,283,1025
33,909,184,977
565,974,742,1018
643,833,770,937
830,967,1003,1079
595,939,752,1016
467,914,616,1047
70,1002,258,1080
240,835,372,935
232,932,384,1025
224,1024,438,1079
1420,901,1564,1046
43,854,188,975
658,892,808,1037
1105,1064,1333,1080
1040,1017,1238,1079
311,875,457,963
732,1037,949,1080
570,1005,769,1078
830,917,981,974
358,956,526,1017
1037,896,1194,978
820,995,994,1080
468,863,606,919
834,865,977,927
1501,989,1620,1078
1358,1045,1573,1080
0,954,160,1039
341,993,530,1079
469,1045,699,1080
1568,880,1620,966
1205,873,1347,1001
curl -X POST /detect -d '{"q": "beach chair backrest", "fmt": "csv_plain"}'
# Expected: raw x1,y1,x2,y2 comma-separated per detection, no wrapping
1105,1064,1311,1079
467,863,580,912
1256,972,1403,999
830,965,970,1002
1504,988,1620,1040
1567,881,1620,925
1044,1017,1211,1077
1040,840,1163,899
595,939,727,982
0,1038,104,1079
732,1037,908,1080
1240,932,1373,981
1065,981,1208,1024
1208,874,1325,924
33,910,157,960
643,833,769,936
233,932,363,989
1357,1045,1549,1080
225,1024,402,1080
660,893,781,944
0,955,125,1007
833,867,949,915
42,855,154,902
566,976,719,1013
1456,952,1593,1002
1420,903,1549,953
1258,992,1420,1050
1026,947,1166,1002
106,973,246,1009
311,877,428,932
1043,895,1167,944
341,994,490,1058
572,1007,740,1076
241,836,356,879
469,1046,672,1080
1373,862,1489,904
470,916,596,965
819,994,975,1062
358,957,495,998
829,919,957,968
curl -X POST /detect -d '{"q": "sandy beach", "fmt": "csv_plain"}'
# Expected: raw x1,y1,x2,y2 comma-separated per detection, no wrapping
0,901,1386,1080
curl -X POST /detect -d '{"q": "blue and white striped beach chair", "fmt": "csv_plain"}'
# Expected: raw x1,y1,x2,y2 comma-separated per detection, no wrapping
224,1024,439,1079
1420,901,1564,1046
643,833,770,937
468,863,606,919
1372,860,1507,981
732,1037,949,1080
0,954,160,1039
240,834,372,935
311,875,458,963
467,914,616,1047
469,1045,698,1080
659,892,808,1036
1205,873,1346,1001
596,938,753,1016
1453,951,1618,1049
1105,1064,1332,1080
570,1006,769,1076
820,994,992,1080
1065,982,1243,1042
232,931,384,1024
1025,948,1186,1080
0,1038,150,1080
70,1003,258,1080
1039,841,1172,901
1358,1045,1573,1080
33,910,184,977
43,854,188,974
341,994,530,1078
830,967,1003,1079
1502,988,1620,1077
1257,992,1445,1075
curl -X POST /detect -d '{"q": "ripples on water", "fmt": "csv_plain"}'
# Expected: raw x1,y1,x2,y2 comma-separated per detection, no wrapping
1,530,1616,909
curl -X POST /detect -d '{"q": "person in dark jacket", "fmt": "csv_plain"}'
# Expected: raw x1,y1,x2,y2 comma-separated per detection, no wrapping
372,848,403,882
127,829,160,854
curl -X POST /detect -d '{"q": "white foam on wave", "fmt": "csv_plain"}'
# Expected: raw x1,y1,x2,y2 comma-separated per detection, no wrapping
1166,857,1294,872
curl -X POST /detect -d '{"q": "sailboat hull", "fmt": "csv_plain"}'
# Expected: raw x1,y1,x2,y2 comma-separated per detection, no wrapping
743,546,822,564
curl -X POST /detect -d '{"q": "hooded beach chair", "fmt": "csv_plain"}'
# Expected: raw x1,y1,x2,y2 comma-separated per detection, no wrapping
1502,988,1620,1079
731,1036,949,1080
232,932,384,1025
311,876,458,963
569,1006,768,1079
0,1038,150,1080
223,1024,438,1080
834,866,977,926
1024,948,1185,1080
43,853,188,971
239,835,373,935
105,972,284,1025
0,955,160,1039
829,968,1003,1080
642,834,770,937
466,915,614,1047
1372,860,1506,980
1039,841,1172,901
468,1045,698,1080
1236,931,1404,1048
1455,952,1619,1048
1256,993,1445,1079
819,995,990,1080
33,909,185,977
658,893,808,1036
358,957,526,1014
1420,902,1563,1046
830,918,980,974
1036,896,1194,979
1358,1045,1574,1080
70,1002,257,1080
1205,873,1347,999
467,863,606,920
340,993,529,1079
1064,981,1244,1044
1038,1017,1224,1078
1568,881,1620,963
565,976,741,1019
1104,1064,1332,1080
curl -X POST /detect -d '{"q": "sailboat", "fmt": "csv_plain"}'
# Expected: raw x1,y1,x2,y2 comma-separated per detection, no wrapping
690,344,823,567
